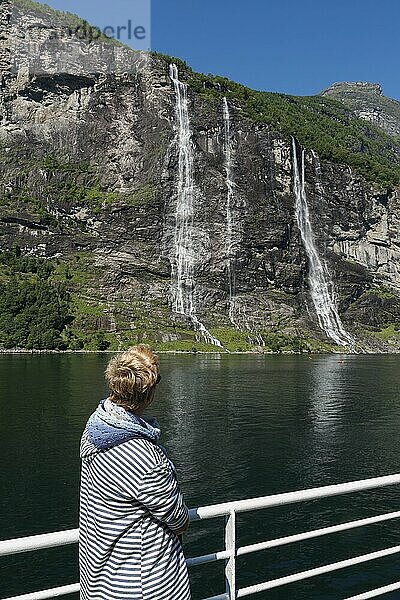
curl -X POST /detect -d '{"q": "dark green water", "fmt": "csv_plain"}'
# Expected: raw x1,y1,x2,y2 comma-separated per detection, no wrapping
1,354,400,599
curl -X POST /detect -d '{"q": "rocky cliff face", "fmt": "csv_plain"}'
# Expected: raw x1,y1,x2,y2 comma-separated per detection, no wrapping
1,0,400,352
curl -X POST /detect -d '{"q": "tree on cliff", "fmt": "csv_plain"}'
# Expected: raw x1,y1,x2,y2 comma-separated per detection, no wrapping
0,251,72,350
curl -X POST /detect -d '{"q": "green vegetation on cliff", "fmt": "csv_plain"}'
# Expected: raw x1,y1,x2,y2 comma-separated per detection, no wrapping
0,250,71,349
0,250,115,351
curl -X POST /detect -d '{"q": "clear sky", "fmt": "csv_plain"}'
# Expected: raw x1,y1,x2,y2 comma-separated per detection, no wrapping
42,0,399,99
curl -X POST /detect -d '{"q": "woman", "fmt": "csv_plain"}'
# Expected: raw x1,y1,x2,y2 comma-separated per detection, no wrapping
79,345,191,600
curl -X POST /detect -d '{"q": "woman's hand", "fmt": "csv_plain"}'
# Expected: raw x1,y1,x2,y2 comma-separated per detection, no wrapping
174,517,189,536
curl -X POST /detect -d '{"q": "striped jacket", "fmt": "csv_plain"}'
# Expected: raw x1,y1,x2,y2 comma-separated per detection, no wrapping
79,422,191,599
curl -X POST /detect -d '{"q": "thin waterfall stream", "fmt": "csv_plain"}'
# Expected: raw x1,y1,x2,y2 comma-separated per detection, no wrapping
222,97,237,326
292,138,354,348
169,64,222,347
222,97,264,345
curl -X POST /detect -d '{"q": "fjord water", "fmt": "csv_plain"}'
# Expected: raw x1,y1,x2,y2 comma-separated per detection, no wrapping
1,354,400,600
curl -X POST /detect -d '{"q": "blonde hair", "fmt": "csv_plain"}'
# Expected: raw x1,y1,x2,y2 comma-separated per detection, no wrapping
105,345,160,411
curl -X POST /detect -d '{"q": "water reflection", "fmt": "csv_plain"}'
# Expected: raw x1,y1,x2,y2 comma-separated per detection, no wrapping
308,356,352,480
157,354,239,507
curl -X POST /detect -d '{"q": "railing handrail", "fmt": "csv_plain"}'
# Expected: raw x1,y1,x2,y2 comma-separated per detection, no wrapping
188,473,400,520
2,473,400,600
3,472,400,557
0,529,78,558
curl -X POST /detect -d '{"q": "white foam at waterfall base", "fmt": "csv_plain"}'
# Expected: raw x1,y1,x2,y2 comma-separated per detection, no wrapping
169,64,222,348
292,138,354,348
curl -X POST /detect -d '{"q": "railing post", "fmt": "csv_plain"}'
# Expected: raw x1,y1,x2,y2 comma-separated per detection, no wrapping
225,509,236,599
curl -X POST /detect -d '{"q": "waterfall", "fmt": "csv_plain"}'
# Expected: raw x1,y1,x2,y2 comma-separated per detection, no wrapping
292,138,354,347
222,98,264,345
169,64,222,347
311,149,325,197
107,302,123,350
222,97,237,325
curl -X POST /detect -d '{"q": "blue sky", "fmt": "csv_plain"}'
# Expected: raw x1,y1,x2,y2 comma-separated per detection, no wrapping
42,0,399,99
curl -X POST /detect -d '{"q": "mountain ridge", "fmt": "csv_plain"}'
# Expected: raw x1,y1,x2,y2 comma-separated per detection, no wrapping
319,81,400,138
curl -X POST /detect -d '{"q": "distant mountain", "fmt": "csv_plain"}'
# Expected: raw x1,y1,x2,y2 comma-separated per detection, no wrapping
320,82,400,138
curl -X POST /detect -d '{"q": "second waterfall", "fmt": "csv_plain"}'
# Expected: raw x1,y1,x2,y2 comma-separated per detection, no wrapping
292,138,354,348
169,64,221,347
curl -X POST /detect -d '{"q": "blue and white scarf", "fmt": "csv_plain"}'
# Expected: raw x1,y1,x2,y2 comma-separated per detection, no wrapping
87,399,161,450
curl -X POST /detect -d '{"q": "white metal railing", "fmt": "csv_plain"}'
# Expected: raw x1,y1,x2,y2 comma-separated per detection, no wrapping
2,474,400,600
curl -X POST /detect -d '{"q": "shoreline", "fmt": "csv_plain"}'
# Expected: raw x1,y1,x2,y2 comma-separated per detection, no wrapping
0,348,392,356
0,349,299,355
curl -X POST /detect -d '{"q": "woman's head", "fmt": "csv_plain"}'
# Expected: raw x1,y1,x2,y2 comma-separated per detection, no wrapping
105,345,160,412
